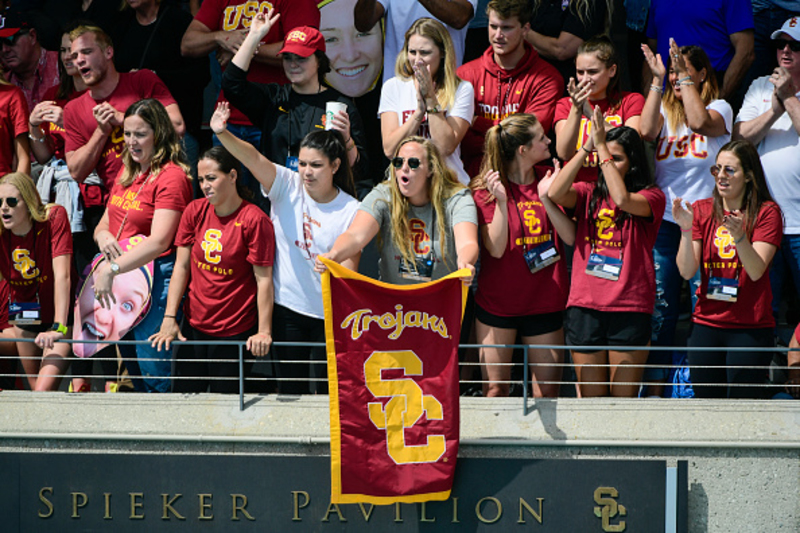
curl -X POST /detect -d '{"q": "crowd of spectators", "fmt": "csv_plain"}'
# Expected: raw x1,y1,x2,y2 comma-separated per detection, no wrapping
0,0,798,400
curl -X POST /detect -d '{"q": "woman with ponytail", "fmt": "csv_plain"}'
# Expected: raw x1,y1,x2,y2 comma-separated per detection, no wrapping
471,113,574,398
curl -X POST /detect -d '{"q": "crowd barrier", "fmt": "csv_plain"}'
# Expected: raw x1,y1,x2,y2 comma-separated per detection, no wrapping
0,339,796,411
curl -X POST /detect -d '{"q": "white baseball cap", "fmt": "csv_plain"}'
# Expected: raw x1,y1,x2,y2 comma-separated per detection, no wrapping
771,17,800,41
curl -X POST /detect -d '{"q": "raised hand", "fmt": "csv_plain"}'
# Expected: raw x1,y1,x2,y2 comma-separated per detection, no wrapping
668,37,687,76
248,6,280,41
641,43,666,82
722,210,745,243
567,77,592,116
484,169,507,203
210,102,230,135
537,159,561,199
672,197,694,231
590,105,607,148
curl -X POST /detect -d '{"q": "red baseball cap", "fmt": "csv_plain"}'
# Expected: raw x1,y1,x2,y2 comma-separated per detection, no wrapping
279,26,325,58
0,11,31,39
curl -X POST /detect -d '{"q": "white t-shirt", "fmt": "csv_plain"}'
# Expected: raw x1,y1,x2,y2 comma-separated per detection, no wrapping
737,75,800,233
265,165,359,318
654,99,733,224
377,0,477,83
379,76,475,185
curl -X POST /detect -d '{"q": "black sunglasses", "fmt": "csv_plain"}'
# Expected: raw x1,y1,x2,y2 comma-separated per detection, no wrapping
0,197,20,208
392,157,422,170
1,29,30,47
771,39,800,52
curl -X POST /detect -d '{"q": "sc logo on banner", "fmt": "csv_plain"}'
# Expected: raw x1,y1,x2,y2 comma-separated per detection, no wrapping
364,350,446,465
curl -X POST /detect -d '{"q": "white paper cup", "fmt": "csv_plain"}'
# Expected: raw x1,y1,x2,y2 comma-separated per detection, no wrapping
325,101,347,130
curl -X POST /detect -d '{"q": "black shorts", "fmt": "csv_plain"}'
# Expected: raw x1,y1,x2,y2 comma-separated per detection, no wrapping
564,306,651,349
475,304,563,337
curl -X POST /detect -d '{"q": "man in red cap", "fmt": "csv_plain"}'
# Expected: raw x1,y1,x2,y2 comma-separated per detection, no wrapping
0,10,59,110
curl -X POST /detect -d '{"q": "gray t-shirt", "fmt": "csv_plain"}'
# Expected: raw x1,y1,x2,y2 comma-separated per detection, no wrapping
360,183,477,284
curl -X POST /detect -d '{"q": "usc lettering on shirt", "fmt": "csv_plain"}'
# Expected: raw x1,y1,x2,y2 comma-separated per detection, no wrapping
410,218,431,255
222,0,275,30
704,260,739,270
476,101,521,122
655,133,708,161
201,229,223,264
12,249,39,280
100,126,124,162
109,188,144,212
714,226,735,259
194,258,234,276
517,199,545,236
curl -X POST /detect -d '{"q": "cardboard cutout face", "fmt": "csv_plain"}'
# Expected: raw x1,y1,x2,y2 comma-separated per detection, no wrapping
73,235,154,358
319,0,383,97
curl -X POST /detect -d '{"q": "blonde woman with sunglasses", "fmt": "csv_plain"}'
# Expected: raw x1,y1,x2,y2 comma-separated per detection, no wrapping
317,136,478,286
0,173,73,391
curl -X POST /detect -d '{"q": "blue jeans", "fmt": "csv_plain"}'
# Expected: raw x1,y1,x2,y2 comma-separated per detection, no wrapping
650,221,700,387
212,125,268,211
120,255,181,392
769,234,800,320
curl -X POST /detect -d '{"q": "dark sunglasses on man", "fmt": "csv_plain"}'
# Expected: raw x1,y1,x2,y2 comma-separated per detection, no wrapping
771,38,800,52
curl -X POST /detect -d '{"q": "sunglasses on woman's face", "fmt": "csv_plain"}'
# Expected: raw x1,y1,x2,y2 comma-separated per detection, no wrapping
0,197,20,208
710,165,739,177
392,157,422,170
771,39,800,52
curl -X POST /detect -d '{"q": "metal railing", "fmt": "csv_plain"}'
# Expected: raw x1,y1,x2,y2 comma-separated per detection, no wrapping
0,339,797,412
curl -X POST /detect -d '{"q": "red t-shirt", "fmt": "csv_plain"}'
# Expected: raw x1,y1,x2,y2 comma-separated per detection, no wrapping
194,0,320,126
569,182,665,313
0,85,29,175
106,162,192,255
63,71,177,191
175,199,275,336
691,198,782,329
473,173,569,317
0,205,73,324
554,92,645,182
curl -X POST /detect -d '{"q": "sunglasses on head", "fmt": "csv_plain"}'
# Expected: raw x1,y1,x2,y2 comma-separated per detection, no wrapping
0,197,20,208
710,165,739,177
392,157,422,170
771,39,800,52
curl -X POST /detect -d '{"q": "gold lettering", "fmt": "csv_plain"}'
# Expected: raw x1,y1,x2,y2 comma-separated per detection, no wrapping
198,494,213,520
104,493,112,520
231,494,255,521
420,502,435,522
394,502,403,522
161,493,185,520
38,487,54,518
321,502,346,522
129,492,144,519
71,492,88,518
292,491,310,521
518,497,543,524
357,503,374,521
594,487,627,532
476,497,502,524
451,497,460,523
341,306,449,341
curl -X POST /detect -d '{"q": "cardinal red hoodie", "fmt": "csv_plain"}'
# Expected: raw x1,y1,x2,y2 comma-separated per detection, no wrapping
457,43,564,179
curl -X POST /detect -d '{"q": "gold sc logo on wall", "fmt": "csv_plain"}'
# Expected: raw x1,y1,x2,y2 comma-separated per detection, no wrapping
594,486,627,532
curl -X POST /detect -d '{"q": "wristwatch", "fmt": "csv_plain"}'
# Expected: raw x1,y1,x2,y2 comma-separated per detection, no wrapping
51,323,67,335
426,104,442,114
110,262,121,275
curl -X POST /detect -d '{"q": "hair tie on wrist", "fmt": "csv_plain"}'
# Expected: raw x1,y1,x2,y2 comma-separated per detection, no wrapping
680,228,692,233
734,234,745,244
599,157,613,166
581,145,591,153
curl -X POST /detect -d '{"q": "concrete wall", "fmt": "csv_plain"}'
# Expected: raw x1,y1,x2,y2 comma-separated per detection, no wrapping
0,392,797,532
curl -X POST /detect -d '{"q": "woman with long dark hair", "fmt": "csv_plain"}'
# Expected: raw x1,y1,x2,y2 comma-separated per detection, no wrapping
149,146,275,393
211,101,359,394
674,140,782,399
549,107,665,397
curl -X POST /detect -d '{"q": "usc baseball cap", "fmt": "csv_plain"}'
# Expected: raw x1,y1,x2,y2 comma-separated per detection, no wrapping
279,26,325,58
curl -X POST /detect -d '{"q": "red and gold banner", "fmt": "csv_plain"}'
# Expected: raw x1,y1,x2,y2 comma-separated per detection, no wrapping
322,259,467,505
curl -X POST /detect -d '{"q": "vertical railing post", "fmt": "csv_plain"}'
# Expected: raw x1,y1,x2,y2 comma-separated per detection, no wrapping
523,344,529,415
239,343,244,412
